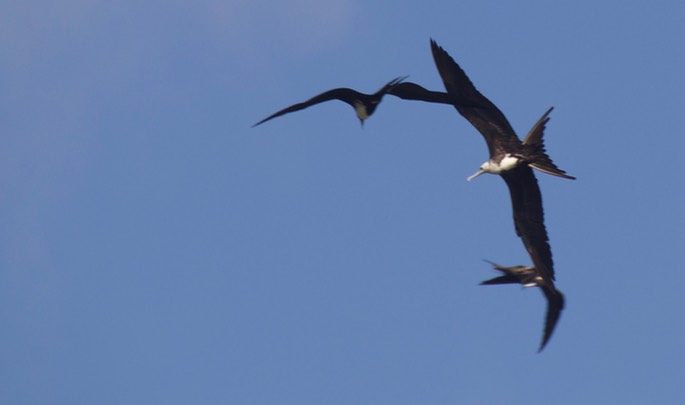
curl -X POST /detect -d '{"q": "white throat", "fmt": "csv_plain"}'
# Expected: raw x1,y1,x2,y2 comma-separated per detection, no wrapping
495,154,520,172
467,154,521,181
354,102,369,120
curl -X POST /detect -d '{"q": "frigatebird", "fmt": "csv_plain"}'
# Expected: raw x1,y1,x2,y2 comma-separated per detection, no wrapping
480,260,565,352
253,78,453,127
252,77,406,127
430,39,574,290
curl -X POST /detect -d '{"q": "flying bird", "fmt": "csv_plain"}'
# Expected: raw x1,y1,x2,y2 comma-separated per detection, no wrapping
430,39,574,289
480,260,565,352
253,77,453,128
252,77,407,127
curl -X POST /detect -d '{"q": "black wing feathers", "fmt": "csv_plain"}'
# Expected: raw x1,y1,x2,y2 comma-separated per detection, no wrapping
252,88,364,127
500,166,556,284
539,286,564,352
385,82,453,104
429,39,519,156
523,107,576,180
252,77,407,127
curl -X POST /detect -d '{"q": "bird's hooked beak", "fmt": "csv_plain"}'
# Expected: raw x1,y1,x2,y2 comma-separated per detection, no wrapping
467,169,485,181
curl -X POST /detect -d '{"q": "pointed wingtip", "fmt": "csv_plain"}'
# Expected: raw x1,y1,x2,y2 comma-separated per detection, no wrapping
429,38,443,56
430,39,442,54
537,287,565,352
537,332,552,352
252,116,271,128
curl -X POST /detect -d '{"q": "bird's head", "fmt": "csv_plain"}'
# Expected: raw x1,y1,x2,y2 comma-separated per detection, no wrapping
467,161,492,181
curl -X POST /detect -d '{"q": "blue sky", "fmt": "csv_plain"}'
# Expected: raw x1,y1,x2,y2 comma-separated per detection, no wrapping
2,1,685,404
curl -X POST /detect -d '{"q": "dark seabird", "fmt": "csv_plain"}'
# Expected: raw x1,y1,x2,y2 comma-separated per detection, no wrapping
480,260,565,352
253,77,407,127
430,39,574,289
253,78,454,128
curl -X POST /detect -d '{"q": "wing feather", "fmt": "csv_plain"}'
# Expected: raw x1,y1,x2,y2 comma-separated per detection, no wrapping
500,166,556,284
539,286,565,352
253,88,363,127
430,39,520,156
385,82,453,104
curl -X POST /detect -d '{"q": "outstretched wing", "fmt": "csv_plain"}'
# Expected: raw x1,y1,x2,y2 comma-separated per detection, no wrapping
539,285,565,352
500,165,556,284
385,82,453,104
480,274,521,285
430,39,520,156
253,88,363,127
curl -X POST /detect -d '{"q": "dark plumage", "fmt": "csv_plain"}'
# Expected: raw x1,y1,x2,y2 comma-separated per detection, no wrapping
429,39,572,351
252,77,406,127
480,260,565,352
385,81,453,105
430,40,574,181
253,77,455,128
430,38,574,287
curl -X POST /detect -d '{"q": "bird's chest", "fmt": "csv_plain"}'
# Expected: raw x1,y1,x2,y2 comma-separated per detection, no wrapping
353,102,369,120
499,154,520,171
488,153,521,174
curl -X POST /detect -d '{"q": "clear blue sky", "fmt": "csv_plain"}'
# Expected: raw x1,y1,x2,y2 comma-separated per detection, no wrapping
2,1,685,404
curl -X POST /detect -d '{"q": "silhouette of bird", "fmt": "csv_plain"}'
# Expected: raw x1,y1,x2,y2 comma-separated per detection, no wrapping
430,38,574,290
253,77,407,127
480,260,565,352
253,77,457,128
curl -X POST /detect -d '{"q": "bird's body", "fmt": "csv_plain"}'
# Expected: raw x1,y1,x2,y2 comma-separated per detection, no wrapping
253,77,407,127
430,39,574,289
429,39,572,351
480,260,565,352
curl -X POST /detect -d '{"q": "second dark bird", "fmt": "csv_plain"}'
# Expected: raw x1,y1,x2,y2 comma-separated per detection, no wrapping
253,77,452,127
480,260,565,352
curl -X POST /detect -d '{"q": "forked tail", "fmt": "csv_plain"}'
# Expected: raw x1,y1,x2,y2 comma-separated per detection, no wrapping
523,107,576,180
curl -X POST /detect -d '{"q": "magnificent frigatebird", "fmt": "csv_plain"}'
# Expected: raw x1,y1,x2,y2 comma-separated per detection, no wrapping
252,77,406,127
430,39,574,290
480,260,565,351
253,78,453,127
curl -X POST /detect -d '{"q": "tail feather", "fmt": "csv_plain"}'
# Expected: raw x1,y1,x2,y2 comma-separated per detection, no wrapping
529,162,576,180
523,107,576,180
523,107,554,146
